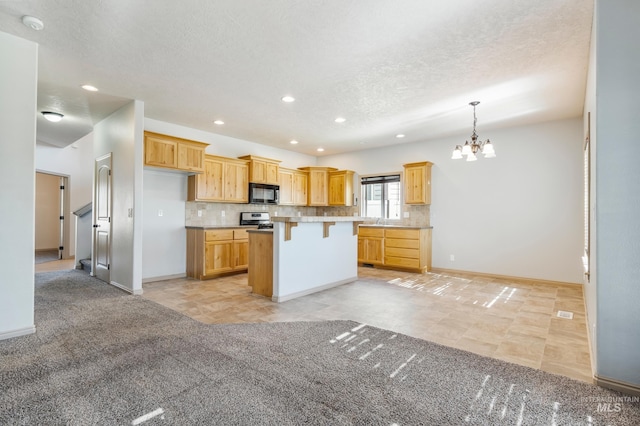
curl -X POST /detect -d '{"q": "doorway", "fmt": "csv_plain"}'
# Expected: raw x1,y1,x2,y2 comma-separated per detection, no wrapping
35,171,70,265
93,153,112,283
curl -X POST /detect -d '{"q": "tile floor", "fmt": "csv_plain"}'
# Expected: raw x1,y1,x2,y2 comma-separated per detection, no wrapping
142,266,593,383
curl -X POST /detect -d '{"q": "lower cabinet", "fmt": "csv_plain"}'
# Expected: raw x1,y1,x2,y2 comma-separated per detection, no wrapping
187,228,249,279
357,227,384,265
358,226,432,273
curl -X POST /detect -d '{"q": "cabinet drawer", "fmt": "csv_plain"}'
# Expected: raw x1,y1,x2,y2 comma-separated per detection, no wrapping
205,229,234,241
384,256,420,269
385,238,419,249
359,227,384,238
233,229,249,240
385,229,419,240
385,247,419,259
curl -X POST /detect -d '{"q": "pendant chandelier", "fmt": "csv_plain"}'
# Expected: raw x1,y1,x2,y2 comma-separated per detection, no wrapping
451,101,495,161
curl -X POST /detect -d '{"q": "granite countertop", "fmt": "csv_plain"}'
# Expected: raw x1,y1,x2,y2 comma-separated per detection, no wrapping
246,228,274,233
359,224,433,229
271,216,364,223
185,225,258,230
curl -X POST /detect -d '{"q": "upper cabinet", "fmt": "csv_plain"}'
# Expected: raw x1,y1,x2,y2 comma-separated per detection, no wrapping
238,155,281,185
279,168,308,206
403,161,433,205
187,155,249,203
298,166,337,206
144,131,207,173
328,170,355,206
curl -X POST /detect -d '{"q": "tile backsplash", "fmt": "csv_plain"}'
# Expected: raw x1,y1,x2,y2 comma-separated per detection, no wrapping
185,202,430,228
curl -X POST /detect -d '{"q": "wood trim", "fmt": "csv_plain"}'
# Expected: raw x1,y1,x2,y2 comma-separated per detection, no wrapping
323,222,335,238
429,267,582,288
594,375,640,396
284,222,298,241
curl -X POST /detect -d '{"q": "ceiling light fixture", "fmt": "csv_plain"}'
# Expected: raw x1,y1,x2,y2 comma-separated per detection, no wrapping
396,134,405,138
41,111,64,122
81,85,98,92
281,96,295,103
22,16,44,31
334,117,346,123
451,101,495,162
213,120,224,125
289,140,298,145
317,148,324,152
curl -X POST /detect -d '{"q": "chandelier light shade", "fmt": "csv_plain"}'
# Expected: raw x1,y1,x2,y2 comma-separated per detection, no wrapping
452,101,495,161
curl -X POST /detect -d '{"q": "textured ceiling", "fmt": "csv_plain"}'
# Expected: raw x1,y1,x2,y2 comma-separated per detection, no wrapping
0,0,593,154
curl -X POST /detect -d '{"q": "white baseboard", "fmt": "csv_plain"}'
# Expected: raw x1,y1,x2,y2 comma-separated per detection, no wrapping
0,325,36,341
272,277,357,303
142,273,186,284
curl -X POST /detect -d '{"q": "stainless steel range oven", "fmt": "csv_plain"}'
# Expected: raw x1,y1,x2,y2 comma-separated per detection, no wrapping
239,212,273,229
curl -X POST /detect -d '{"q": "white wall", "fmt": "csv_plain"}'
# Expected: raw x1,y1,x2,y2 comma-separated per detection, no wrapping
592,0,640,388
35,132,94,256
319,118,584,284
141,118,317,281
142,170,188,281
35,173,61,250
93,101,145,293
0,31,37,339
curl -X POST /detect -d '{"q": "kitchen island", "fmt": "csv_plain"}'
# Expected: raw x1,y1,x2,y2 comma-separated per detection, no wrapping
248,216,363,302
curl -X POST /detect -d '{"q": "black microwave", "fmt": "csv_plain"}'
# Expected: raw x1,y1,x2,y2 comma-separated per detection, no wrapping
248,183,279,204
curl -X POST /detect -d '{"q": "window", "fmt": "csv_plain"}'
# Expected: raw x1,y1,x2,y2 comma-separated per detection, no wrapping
361,174,402,219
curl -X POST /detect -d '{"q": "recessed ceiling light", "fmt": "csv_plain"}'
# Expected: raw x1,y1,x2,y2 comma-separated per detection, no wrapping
396,134,405,138
281,96,295,103
334,117,346,123
22,16,44,31
81,85,98,92
290,140,299,145
41,111,63,122
213,120,225,125
317,148,324,152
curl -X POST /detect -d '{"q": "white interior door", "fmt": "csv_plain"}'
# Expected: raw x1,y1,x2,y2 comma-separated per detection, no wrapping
93,153,112,283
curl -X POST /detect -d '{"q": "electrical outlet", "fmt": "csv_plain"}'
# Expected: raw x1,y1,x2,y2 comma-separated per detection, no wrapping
450,254,455,261
197,210,203,217
403,211,410,218
158,209,163,217
221,210,225,217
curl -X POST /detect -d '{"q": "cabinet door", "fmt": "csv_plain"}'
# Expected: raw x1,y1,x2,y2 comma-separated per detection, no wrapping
328,173,344,206
195,157,224,201
365,237,384,264
308,169,329,206
177,142,205,172
266,163,280,185
404,162,432,205
145,134,177,169
225,162,249,202
250,160,266,183
278,170,294,205
234,240,249,270
204,241,234,274
293,172,308,205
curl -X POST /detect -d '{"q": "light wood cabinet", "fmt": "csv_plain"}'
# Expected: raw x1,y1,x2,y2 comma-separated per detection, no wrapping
248,230,273,297
358,226,432,272
187,155,248,203
298,166,337,206
239,155,281,184
278,168,308,206
187,228,250,279
357,227,384,265
328,170,355,206
403,161,433,205
144,131,207,173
